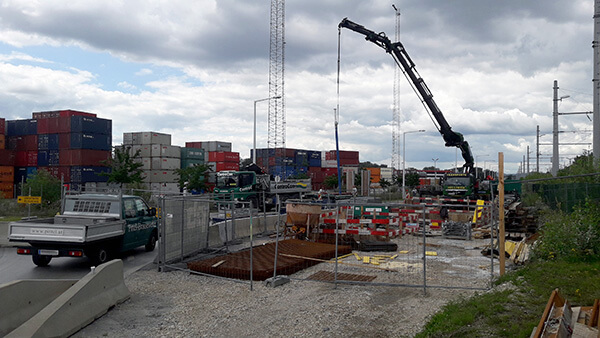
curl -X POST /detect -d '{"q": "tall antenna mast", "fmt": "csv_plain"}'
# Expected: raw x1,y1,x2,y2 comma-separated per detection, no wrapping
391,4,401,171
268,0,286,153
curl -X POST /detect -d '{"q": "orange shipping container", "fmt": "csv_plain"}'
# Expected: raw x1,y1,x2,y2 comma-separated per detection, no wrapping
0,182,14,199
0,166,14,182
366,167,381,176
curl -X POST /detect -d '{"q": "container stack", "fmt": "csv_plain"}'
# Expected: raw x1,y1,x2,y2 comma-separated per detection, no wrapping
0,117,15,198
2,110,112,194
186,141,238,187
123,131,180,194
180,147,205,168
254,148,359,191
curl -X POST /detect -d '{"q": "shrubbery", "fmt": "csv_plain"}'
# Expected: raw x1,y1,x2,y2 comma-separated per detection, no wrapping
533,200,600,262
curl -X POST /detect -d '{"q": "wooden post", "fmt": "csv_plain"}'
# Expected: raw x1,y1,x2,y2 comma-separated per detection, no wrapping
498,152,505,276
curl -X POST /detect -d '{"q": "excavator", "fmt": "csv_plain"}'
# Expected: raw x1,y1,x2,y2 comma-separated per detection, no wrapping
338,19,474,172
338,18,477,198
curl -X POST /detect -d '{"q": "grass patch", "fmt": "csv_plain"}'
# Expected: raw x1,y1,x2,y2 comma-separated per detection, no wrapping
416,259,600,337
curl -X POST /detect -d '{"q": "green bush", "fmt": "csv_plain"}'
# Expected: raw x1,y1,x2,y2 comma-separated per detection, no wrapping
533,200,600,262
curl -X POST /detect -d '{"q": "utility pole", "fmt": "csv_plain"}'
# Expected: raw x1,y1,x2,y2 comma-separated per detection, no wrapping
526,145,530,174
391,4,401,172
552,80,559,176
594,0,600,165
536,125,540,172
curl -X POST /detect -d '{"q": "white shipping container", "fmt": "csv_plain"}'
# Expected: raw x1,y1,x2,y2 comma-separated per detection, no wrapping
201,141,232,152
322,160,337,168
151,157,181,170
380,167,394,180
151,144,181,158
144,170,179,183
141,132,171,145
131,144,152,157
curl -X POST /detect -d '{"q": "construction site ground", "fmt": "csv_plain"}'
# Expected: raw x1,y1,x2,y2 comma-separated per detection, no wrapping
73,233,502,337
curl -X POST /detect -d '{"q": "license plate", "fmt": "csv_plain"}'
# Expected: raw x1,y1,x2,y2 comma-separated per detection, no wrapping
38,249,59,256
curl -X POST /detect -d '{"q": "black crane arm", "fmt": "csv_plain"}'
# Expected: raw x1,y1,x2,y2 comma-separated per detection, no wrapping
338,18,474,174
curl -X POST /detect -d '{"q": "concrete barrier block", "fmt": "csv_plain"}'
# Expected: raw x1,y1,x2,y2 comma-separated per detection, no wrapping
6,259,130,338
0,279,77,337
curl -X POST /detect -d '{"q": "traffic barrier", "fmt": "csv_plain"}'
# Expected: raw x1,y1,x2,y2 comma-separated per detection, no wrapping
5,259,130,338
0,279,77,336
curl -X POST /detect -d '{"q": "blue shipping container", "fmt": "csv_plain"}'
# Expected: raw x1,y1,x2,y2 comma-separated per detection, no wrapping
70,133,112,150
38,134,60,150
14,167,37,183
7,119,37,136
270,165,297,180
70,166,111,183
70,116,112,135
38,150,60,166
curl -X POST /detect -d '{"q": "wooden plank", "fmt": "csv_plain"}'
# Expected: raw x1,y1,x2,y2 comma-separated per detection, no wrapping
533,289,564,338
279,253,394,271
211,260,225,268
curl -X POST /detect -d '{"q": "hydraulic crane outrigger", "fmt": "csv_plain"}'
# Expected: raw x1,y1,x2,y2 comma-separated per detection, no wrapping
339,18,475,175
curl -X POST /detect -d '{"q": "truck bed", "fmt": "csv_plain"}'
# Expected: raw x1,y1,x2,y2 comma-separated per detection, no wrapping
8,215,125,244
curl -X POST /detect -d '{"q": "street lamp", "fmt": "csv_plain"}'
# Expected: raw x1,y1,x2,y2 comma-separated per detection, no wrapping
432,157,439,168
475,154,489,179
402,129,425,200
253,95,281,163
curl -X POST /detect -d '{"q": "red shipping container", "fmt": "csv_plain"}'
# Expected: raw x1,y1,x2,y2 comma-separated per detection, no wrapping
59,149,110,166
0,134,4,149
274,148,295,157
37,117,71,134
322,168,338,176
215,162,239,172
208,151,239,163
59,133,71,149
32,110,96,119
0,149,15,166
0,118,4,135
0,182,14,199
185,142,202,149
15,151,38,166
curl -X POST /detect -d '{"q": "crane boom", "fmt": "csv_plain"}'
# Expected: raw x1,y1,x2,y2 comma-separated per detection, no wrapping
339,18,474,174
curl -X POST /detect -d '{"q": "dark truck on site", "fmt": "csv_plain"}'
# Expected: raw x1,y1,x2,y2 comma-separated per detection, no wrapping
8,193,158,266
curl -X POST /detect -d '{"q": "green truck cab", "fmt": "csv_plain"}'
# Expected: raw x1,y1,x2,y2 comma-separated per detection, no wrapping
8,193,158,266
213,170,311,210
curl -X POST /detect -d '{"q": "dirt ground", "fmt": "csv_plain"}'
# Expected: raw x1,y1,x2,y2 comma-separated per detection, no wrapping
72,235,501,338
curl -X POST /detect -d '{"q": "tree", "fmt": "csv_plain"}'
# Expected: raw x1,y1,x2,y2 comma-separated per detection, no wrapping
379,178,391,190
176,164,211,193
22,169,62,205
101,146,144,187
323,175,338,189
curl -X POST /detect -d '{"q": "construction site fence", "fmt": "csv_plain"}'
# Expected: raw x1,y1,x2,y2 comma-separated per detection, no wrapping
526,182,600,213
157,195,497,292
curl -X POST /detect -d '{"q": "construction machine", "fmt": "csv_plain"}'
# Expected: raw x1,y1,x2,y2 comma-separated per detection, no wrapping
338,18,475,176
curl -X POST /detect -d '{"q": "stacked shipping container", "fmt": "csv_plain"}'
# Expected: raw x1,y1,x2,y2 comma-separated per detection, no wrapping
1,110,112,194
123,131,180,194
254,148,359,191
0,117,15,198
186,141,239,186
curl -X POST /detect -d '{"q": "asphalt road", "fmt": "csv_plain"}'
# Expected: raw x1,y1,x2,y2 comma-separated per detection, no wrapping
0,245,158,286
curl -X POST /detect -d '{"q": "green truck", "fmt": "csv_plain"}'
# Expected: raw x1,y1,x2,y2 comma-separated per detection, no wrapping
8,193,158,266
213,170,311,210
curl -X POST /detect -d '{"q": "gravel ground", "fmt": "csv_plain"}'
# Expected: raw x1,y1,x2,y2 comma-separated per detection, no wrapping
73,236,500,338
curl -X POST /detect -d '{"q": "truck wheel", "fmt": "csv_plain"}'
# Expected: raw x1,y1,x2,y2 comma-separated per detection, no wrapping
89,247,111,266
145,232,157,252
32,254,52,267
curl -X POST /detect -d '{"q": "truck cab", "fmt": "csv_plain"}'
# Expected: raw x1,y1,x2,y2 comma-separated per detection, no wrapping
442,173,475,198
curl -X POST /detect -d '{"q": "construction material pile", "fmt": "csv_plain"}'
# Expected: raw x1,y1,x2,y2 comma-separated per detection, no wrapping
187,239,352,281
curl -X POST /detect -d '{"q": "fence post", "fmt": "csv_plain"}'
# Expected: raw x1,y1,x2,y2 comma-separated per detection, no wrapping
422,204,427,296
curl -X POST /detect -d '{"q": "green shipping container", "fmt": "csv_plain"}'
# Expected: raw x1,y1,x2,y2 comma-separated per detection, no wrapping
181,147,205,161
181,158,205,168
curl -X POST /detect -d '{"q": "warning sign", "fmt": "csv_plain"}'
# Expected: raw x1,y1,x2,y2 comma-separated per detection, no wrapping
17,196,42,204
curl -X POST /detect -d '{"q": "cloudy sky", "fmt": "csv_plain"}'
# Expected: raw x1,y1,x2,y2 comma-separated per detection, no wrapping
0,0,595,174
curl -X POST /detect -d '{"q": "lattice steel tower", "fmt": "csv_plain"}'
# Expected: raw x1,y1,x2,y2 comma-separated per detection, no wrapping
268,0,285,150
391,5,402,170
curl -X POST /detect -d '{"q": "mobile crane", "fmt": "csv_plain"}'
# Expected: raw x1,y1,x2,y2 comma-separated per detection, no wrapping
338,18,475,175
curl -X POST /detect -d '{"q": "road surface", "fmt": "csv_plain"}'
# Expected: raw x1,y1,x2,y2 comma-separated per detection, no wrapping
0,245,157,286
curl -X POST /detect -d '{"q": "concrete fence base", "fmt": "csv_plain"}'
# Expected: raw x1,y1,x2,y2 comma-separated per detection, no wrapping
4,259,130,338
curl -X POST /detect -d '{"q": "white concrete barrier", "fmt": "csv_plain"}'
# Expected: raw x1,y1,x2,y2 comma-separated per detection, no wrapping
214,213,283,245
5,259,130,338
0,279,77,336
